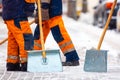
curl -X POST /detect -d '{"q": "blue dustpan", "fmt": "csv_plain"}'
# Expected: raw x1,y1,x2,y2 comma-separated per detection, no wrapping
27,49,63,72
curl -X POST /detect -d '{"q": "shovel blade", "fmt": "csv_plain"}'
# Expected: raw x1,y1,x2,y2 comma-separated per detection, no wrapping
27,49,63,72
84,50,107,72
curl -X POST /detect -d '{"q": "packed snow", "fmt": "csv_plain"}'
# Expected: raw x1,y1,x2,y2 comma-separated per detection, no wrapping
0,12,120,61
0,11,120,80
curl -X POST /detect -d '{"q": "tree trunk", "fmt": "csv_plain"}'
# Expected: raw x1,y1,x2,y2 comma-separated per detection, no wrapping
82,0,88,13
67,0,77,20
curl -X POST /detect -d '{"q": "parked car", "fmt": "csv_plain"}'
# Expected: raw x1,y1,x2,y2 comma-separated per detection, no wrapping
93,0,120,30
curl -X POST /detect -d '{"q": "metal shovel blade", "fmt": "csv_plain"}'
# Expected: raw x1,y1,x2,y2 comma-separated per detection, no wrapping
84,50,107,72
27,49,63,72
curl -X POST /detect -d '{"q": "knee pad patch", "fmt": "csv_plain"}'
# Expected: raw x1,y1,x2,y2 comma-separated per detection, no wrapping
51,25,64,43
23,34,34,50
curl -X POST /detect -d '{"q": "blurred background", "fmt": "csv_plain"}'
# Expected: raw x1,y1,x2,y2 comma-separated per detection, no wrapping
62,0,120,32
0,0,120,32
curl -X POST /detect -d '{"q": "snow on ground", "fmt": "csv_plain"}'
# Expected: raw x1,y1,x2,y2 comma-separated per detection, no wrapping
0,12,120,61
0,13,120,79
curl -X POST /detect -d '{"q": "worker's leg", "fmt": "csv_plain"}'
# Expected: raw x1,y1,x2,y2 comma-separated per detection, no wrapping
6,30,20,71
5,18,34,71
48,16,80,66
34,21,50,50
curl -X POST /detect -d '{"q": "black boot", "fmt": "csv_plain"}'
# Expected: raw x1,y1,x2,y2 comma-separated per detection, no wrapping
63,50,80,66
62,60,80,66
21,62,27,72
7,63,20,71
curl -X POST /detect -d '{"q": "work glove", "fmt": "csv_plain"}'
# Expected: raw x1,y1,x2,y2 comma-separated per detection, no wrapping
35,2,50,23
24,0,35,17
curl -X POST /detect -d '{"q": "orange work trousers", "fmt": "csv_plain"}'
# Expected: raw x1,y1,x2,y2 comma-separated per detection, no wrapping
5,18,34,64
34,16,75,55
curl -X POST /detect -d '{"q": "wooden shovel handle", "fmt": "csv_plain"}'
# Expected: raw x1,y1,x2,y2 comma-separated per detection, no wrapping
97,0,117,50
37,0,46,58
0,20,35,45
0,38,8,45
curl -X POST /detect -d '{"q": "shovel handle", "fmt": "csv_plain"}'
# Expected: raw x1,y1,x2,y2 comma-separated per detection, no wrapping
0,20,35,45
97,0,117,50
0,38,8,45
37,0,46,58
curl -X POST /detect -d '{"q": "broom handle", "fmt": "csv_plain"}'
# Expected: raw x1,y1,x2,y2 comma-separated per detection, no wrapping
0,20,35,45
37,0,46,58
97,0,117,50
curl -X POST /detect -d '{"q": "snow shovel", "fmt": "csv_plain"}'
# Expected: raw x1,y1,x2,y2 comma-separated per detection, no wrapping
27,0,62,72
0,20,35,45
84,0,117,72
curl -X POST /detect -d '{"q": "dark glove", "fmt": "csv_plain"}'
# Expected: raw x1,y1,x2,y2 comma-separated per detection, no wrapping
24,1,35,17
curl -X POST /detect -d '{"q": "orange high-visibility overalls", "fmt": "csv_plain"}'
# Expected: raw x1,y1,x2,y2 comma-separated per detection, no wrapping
2,0,35,71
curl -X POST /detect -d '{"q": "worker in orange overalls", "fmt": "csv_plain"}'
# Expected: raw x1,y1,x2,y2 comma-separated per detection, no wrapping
2,0,35,71
34,0,80,66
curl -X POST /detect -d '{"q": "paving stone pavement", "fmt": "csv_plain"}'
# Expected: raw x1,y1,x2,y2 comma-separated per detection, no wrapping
0,37,120,80
0,57,120,80
0,17,120,80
